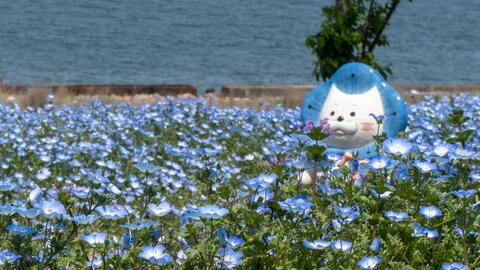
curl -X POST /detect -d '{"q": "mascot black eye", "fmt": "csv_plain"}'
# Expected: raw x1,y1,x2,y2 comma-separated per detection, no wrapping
350,112,356,117
330,111,335,116
392,112,397,116
308,105,312,109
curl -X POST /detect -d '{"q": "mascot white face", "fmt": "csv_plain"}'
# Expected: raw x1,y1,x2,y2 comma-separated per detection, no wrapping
320,84,384,149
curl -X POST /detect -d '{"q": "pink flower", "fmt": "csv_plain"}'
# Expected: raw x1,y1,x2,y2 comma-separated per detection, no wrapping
319,118,329,128
320,118,336,136
304,117,335,136
303,117,314,132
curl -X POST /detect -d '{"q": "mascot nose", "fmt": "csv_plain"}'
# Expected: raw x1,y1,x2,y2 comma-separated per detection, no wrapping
337,116,344,122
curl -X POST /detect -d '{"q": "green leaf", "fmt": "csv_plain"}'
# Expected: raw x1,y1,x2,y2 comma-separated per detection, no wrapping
457,129,474,141
307,127,329,141
306,144,326,160
447,109,470,125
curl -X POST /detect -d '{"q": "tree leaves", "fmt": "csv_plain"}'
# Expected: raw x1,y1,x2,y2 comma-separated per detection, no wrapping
306,0,410,80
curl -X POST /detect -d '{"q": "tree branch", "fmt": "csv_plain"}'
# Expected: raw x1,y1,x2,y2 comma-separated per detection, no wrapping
367,0,400,52
335,0,345,12
361,0,377,57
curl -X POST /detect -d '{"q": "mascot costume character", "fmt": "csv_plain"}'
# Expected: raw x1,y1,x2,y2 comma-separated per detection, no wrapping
301,62,408,159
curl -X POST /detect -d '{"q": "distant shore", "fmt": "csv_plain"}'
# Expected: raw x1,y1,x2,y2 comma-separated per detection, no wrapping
0,83,479,108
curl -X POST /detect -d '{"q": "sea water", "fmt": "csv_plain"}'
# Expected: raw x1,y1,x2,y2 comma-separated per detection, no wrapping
0,0,478,89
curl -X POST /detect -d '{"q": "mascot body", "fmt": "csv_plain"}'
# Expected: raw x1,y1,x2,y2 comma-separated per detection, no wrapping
302,62,408,158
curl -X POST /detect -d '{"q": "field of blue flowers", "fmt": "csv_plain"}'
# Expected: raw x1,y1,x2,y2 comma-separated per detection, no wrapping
0,94,478,269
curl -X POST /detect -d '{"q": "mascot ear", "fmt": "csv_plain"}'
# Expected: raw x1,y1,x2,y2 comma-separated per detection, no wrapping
378,82,408,137
301,81,332,124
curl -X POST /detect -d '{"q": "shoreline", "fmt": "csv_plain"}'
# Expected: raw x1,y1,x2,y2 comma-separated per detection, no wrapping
0,83,479,108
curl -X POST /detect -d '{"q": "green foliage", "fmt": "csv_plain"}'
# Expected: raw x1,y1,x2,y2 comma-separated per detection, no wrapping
306,0,413,80
446,109,474,147
447,109,471,126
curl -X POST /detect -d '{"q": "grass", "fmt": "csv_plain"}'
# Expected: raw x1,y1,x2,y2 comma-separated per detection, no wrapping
0,86,288,109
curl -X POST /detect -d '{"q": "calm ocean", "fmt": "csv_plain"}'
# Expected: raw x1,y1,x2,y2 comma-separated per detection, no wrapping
0,0,478,89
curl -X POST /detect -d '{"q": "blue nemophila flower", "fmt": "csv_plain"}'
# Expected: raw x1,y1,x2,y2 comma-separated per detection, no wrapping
319,182,343,196
441,262,468,270
225,235,244,249
368,156,392,171
413,160,437,174
383,138,412,156
384,211,408,222
393,164,410,180
256,173,277,187
278,194,312,214
419,205,442,219
39,199,67,219
176,236,189,252
198,205,229,219
369,113,387,123
370,237,381,252
16,208,41,219
334,206,360,222
28,187,42,205
371,190,393,199
180,206,203,222
469,172,480,183
256,205,271,214
263,235,275,244
423,229,440,239
453,189,477,199
331,240,352,252
217,227,228,242
454,227,480,238
81,232,108,246
433,143,451,157
0,205,16,215
216,246,243,269
0,182,17,192
416,143,430,153
86,257,102,268
96,205,128,220
107,183,121,195
150,230,164,241
243,173,277,190
70,186,91,199
135,162,161,174
473,202,480,212
147,202,172,217
36,168,52,180
138,245,173,265
217,228,244,249
302,238,331,250
177,249,188,264
71,214,99,224
251,189,274,203
332,219,342,232
411,224,439,239
326,152,343,162
121,220,157,230
453,148,476,160
291,133,314,146
357,256,381,270
349,158,360,172
0,249,21,265
6,224,36,236
121,232,135,250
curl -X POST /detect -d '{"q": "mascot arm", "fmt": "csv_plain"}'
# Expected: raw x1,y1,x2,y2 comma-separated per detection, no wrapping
379,84,408,137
